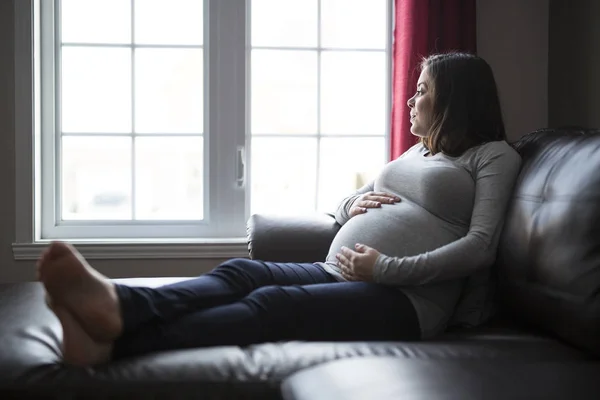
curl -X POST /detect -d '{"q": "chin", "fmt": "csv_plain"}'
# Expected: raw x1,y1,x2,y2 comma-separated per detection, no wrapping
410,128,425,138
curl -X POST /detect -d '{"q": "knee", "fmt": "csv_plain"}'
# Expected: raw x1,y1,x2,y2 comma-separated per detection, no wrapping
210,258,266,285
248,284,280,297
245,285,282,305
244,285,297,311
213,258,255,273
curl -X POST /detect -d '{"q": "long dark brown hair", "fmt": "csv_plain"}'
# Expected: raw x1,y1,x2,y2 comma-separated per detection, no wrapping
419,53,506,156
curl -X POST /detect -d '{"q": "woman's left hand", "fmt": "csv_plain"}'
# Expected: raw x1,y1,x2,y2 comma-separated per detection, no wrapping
336,243,381,282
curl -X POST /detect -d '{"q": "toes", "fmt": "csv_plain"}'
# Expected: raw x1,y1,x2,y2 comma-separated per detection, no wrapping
47,241,75,261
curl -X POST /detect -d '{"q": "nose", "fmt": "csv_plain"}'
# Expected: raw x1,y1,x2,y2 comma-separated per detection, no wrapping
407,95,415,108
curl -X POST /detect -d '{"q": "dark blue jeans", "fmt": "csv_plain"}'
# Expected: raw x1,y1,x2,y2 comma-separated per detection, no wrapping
112,259,420,359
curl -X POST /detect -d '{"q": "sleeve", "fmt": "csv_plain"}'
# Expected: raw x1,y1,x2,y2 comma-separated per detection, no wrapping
333,181,375,226
373,145,522,286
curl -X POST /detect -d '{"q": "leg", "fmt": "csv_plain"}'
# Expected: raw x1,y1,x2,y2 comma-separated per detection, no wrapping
37,242,335,365
113,282,420,359
116,258,335,334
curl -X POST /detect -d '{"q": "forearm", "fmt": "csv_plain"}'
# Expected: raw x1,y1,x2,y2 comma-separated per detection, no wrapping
373,233,497,286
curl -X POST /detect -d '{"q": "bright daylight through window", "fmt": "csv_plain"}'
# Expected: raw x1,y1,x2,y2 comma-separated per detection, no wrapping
36,0,391,240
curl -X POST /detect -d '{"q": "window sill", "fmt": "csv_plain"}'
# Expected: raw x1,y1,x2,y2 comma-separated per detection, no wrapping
12,239,250,261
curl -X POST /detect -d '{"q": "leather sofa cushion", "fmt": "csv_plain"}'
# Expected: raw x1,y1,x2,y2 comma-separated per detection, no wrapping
282,356,600,400
0,278,589,398
497,129,600,356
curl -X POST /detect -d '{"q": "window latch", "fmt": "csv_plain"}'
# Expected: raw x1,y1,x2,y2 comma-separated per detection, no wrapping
236,146,245,188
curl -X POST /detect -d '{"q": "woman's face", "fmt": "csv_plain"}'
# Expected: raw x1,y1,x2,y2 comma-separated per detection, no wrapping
407,67,434,137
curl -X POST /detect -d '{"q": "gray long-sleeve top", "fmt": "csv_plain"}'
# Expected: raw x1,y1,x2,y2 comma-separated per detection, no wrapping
319,140,522,338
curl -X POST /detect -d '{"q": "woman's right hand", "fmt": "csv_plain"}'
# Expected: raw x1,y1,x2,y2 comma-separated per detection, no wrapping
349,192,401,218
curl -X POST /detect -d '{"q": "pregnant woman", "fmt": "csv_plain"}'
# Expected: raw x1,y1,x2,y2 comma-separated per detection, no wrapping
38,52,522,366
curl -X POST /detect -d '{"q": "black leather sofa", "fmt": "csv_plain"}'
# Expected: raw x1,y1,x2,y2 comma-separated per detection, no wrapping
1,128,599,399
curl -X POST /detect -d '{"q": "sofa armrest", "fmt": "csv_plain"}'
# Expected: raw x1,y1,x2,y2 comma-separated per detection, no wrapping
246,213,340,262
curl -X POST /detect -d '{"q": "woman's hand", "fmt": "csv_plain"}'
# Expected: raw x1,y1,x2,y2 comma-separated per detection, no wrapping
336,243,381,281
349,192,401,218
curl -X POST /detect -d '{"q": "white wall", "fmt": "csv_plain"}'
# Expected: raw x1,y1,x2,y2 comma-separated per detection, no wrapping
0,0,551,282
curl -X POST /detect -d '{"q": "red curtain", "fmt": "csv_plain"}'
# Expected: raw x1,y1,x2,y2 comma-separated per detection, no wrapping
390,0,477,160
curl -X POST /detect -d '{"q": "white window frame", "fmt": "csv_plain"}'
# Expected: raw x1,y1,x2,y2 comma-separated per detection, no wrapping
13,0,394,260
40,0,248,240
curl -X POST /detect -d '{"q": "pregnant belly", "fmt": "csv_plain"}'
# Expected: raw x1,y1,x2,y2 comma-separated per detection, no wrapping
326,202,467,264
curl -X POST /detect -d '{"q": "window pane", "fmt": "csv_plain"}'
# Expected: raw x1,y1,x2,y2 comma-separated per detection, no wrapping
252,50,317,134
321,51,386,135
61,0,131,44
62,137,132,220
318,137,385,212
135,0,203,45
251,138,317,215
321,0,387,49
135,49,203,134
62,47,131,133
251,0,318,47
135,137,204,220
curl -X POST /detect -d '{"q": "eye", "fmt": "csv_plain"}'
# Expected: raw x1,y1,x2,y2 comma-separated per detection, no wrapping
416,89,424,96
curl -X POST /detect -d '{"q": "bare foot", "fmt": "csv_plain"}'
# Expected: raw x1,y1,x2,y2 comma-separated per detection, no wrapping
52,305,113,366
38,242,123,342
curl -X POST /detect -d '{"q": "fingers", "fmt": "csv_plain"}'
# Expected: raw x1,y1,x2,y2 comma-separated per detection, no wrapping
336,250,360,281
360,193,401,207
349,206,367,217
350,193,400,217
354,243,368,253
350,192,400,217
354,199,387,210
339,246,357,260
358,200,382,208
336,250,352,268
365,193,401,204
340,266,360,281
337,246,372,282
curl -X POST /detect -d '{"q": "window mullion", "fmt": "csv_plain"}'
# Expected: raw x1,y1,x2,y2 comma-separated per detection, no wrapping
130,0,136,220
314,0,322,212
207,0,247,238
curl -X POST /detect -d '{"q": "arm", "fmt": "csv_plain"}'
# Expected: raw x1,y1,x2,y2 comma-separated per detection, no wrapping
333,181,374,226
373,146,522,286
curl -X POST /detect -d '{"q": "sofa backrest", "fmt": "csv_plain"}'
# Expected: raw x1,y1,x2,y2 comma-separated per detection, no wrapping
497,128,600,356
